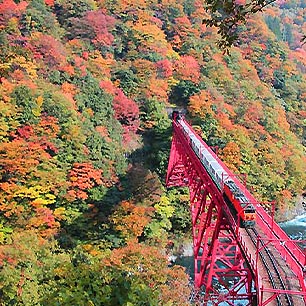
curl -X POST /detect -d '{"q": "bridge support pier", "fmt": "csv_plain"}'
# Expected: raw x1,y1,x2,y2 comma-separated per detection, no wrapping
167,115,306,305
167,134,256,305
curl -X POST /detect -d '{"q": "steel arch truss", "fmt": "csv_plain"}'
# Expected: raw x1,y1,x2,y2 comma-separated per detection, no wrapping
167,135,256,305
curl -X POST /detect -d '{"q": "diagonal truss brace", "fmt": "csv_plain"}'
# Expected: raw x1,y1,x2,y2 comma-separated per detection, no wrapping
167,134,256,305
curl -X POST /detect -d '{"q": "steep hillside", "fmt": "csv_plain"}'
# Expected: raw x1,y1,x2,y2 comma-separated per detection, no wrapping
0,0,305,304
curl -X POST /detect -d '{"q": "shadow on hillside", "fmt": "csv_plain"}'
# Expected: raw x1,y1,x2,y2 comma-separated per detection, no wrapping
57,119,174,249
131,123,173,179
57,182,130,249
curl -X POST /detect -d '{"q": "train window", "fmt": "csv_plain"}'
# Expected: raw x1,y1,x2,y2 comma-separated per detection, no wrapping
245,209,255,213
228,182,240,193
209,165,215,176
215,170,224,182
215,175,222,186
240,197,248,203
235,193,246,199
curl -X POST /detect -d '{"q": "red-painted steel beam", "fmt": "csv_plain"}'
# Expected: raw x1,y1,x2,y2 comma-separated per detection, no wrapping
166,116,306,305
167,119,256,305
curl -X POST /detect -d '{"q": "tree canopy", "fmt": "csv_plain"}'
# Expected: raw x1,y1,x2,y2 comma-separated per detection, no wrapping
0,0,305,304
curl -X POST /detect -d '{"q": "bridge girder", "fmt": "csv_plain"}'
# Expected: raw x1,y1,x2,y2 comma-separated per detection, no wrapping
167,134,256,305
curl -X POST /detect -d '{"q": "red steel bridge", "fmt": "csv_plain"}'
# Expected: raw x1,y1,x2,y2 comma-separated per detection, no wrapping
166,113,306,306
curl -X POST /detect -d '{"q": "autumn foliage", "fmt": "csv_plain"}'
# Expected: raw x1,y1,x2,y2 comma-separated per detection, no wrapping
0,0,305,303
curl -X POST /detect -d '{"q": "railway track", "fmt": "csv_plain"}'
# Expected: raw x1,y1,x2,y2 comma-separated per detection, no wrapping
246,227,294,306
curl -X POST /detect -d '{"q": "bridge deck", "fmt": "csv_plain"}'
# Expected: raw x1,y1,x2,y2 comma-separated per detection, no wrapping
167,115,306,305
239,226,304,305
239,228,277,305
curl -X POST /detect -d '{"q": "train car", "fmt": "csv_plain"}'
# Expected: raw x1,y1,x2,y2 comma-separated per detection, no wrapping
176,114,256,228
224,181,256,228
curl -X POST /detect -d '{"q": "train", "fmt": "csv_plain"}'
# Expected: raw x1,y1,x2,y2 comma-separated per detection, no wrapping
175,113,256,228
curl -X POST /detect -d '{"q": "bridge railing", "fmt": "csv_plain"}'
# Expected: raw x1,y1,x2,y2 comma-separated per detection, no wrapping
256,205,306,286
236,173,306,291
174,117,306,291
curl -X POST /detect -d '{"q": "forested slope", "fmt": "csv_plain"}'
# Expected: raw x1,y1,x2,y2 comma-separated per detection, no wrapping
0,0,305,304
